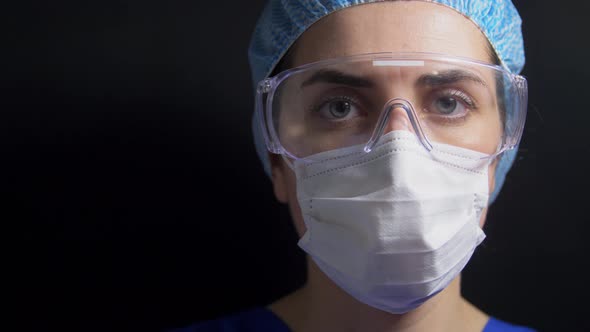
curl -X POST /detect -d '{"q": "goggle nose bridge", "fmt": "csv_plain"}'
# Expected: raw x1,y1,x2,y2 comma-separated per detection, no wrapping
364,98,434,153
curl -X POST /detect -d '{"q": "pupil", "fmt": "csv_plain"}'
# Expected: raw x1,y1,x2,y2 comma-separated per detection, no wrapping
437,97,457,114
330,100,351,118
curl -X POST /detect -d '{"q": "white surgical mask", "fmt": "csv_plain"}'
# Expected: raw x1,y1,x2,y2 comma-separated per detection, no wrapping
290,131,489,314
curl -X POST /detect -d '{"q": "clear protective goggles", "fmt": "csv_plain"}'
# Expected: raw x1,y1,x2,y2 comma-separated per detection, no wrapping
256,52,528,161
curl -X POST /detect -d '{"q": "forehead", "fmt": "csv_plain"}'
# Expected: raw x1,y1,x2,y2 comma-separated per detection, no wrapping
289,1,492,67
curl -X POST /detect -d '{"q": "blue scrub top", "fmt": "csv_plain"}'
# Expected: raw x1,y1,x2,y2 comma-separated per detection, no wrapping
169,307,537,332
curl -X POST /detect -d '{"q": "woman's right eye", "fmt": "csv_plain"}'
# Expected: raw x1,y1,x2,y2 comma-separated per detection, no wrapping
316,97,362,121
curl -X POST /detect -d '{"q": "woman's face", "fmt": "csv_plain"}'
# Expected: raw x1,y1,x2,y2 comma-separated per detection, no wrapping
271,1,499,237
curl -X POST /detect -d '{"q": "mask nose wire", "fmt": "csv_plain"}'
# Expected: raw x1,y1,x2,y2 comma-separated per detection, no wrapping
363,98,433,153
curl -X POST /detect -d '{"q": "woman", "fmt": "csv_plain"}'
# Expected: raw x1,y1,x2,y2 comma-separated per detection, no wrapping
175,0,535,331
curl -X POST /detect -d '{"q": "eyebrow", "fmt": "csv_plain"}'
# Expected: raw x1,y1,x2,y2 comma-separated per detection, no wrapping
416,69,487,87
301,69,374,88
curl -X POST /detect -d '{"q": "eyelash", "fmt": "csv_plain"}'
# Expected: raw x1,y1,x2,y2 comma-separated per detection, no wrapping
315,95,358,110
436,89,477,110
310,91,475,111
309,94,365,119
305,86,480,122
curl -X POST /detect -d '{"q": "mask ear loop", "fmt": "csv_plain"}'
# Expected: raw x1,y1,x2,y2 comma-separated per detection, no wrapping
280,153,296,171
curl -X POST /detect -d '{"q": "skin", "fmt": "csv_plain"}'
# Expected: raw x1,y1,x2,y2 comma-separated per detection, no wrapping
267,2,499,331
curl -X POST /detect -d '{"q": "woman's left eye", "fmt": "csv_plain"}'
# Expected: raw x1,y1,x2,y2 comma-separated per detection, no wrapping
433,96,464,115
428,91,475,117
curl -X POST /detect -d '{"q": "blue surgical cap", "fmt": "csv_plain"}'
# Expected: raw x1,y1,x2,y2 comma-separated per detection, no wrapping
248,0,525,204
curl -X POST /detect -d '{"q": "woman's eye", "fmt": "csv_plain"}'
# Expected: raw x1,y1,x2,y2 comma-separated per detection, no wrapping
317,98,360,120
428,91,475,117
328,100,352,118
433,97,462,115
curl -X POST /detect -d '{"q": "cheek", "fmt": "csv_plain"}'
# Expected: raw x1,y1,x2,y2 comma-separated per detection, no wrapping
479,207,489,228
283,167,308,238
480,160,498,228
487,159,498,196
289,198,307,238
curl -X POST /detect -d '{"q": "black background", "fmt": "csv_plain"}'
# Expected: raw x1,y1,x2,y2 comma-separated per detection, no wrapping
6,1,590,331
